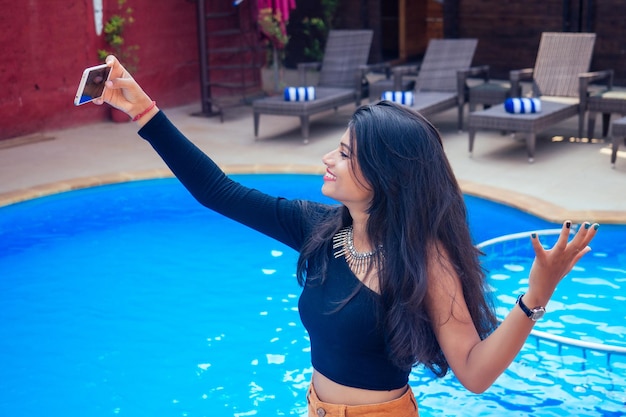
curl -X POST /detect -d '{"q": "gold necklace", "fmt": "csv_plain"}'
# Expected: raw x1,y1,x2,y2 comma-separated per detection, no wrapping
332,226,381,275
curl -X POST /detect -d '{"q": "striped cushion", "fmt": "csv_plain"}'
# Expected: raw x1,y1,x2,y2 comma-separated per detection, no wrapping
381,91,414,106
504,98,542,114
284,86,316,101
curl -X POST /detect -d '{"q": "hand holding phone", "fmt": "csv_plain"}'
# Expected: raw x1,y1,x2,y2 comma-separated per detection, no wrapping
77,56,158,125
74,64,112,106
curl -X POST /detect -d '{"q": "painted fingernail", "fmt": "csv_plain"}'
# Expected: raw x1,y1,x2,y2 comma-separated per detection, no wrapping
531,233,537,239
594,224,599,230
565,221,571,229
584,222,591,229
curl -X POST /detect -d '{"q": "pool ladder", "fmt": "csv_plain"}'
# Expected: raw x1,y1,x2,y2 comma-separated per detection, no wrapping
478,229,626,368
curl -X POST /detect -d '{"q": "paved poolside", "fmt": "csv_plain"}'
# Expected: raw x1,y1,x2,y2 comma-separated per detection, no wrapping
0,101,624,223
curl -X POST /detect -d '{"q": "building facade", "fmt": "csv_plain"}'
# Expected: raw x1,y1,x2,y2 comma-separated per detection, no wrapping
1,0,624,141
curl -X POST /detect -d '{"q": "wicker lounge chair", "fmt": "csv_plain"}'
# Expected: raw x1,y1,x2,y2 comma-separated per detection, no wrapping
610,117,626,168
463,67,518,122
252,30,373,143
374,39,479,131
367,64,416,103
411,39,479,130
468,32,597,163
579,69,626,139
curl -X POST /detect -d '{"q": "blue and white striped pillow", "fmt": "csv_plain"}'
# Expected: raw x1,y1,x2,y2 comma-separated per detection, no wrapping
284,86,316,101
381,91,414,106
504,98,542,114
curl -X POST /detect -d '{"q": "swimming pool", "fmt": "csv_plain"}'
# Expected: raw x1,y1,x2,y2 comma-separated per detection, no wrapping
0,174,625,416
480,230,626,349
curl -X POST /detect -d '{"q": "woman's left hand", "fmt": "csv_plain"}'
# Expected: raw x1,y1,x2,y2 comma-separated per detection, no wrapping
525,220,599,306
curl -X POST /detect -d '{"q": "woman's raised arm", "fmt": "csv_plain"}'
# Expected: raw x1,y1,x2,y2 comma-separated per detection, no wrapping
426,220,599,393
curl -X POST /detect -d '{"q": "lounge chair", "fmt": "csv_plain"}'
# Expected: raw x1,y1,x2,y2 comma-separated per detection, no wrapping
579,69,625,139
367,63,416,103
610,117,626,168
369,39,479,131
252,30,373,143
463,67,517,120
467,32,597,163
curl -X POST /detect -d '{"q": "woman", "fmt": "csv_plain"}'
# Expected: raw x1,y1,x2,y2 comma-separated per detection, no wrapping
94,56,598,416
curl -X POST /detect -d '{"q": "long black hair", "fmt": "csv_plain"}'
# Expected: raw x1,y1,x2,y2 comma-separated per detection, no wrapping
296,100,497,376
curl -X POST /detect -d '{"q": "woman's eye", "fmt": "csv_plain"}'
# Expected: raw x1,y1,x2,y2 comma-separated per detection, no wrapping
340,151,349,159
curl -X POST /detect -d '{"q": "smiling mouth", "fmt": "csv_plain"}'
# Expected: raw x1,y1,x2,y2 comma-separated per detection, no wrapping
324,170,337,181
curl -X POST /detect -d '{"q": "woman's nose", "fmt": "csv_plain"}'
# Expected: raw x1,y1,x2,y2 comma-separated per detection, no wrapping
322,150,334,166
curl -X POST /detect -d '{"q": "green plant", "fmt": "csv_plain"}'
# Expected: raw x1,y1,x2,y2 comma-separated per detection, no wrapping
258,7,290,66
258,7,291,92
97,0,139,73
300,0,339,62
301,17,325,62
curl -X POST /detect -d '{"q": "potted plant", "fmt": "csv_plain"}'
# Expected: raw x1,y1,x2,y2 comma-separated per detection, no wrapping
258,7,290,93
98,0,139,121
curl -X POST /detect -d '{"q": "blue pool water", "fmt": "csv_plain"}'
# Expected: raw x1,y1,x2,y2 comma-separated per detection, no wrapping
480,231,626,349
0,175,625,416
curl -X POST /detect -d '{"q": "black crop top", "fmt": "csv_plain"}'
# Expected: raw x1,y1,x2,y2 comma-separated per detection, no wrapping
138,112,409,390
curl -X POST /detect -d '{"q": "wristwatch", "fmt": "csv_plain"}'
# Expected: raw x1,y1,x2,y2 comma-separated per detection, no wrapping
516,293,546,321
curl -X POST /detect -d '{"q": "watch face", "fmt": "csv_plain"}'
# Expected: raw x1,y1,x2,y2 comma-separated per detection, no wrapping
530,307,546,321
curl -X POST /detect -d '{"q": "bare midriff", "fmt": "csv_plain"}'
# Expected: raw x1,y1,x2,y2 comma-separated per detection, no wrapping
312,369,408,405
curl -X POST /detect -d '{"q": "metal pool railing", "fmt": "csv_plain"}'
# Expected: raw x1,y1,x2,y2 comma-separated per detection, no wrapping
529,328,626,369
477,229,626,367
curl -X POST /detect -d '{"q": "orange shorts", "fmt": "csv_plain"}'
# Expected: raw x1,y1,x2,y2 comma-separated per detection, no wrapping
306,382,419,417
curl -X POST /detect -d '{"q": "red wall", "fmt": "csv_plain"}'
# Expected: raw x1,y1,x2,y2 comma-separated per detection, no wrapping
0,0,201,140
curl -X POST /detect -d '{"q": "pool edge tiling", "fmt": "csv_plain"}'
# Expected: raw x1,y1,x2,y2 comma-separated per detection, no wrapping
458,180,626,224
1,166,625,224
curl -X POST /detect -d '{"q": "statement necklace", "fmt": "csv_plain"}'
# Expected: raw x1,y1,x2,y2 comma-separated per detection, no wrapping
332,226,381,275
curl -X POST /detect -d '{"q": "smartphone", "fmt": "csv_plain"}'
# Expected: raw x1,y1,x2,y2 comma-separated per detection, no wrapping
74,64,111,106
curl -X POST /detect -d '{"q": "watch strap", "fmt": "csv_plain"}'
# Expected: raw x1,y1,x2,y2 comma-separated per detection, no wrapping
516,293,546,321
